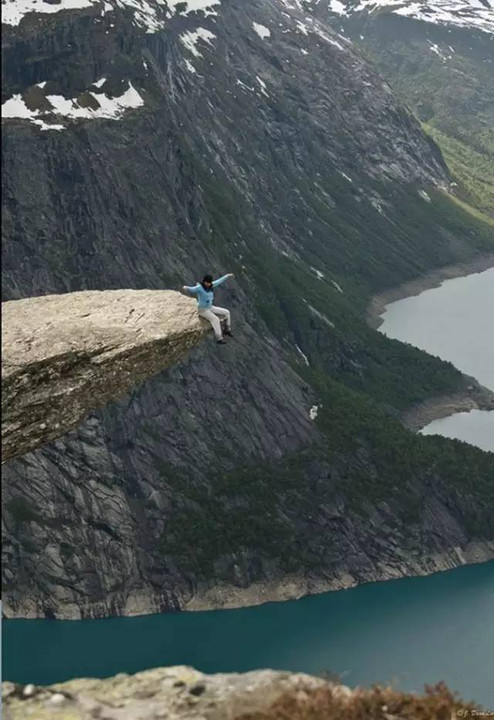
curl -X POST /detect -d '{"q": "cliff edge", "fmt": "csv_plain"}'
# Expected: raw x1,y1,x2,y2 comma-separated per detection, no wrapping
1,290,208,463
1,666,478,720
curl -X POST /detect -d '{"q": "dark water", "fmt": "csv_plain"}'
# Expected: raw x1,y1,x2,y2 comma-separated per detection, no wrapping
3,562,494,707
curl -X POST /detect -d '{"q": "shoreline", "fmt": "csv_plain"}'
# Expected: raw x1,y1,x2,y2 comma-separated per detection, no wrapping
3,544,493,620
399,383,494,433
367,252,494,331
367,252,494,432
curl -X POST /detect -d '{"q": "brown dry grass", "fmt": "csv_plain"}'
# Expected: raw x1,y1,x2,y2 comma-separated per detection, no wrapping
239,682,480,720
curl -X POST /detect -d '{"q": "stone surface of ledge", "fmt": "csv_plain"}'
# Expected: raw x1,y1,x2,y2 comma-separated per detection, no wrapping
1,289,208,463
1,665,477,719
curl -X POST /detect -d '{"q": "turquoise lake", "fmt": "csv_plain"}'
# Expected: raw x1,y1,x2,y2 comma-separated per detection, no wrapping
3,266,494,707
3,562,494,707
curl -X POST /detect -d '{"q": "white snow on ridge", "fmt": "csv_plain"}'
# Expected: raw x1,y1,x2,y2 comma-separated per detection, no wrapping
167,0,220,13
2,0,99,26
2,0,221,32
2,83,144,130
180,27,215,57
253,22,271,38
329,0,494,34
2,94,37,119
184,59,197,73
113,0,166,33
330,0,348,13
393,0,494,33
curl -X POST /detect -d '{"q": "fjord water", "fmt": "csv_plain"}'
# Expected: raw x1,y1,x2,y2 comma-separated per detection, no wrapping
3,562,494,706
380,267,494,451
4,268,494,706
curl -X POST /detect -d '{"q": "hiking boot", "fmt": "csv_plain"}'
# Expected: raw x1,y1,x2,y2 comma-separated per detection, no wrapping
217,339,227,345
223,329,233,337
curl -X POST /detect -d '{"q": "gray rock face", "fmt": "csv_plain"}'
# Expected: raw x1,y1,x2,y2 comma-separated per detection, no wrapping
2,0,494,619
1,667,330,720
317,0,494,217
2,290,209,462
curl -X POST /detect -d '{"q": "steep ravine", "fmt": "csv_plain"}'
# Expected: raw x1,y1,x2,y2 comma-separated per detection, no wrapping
2,0,494,619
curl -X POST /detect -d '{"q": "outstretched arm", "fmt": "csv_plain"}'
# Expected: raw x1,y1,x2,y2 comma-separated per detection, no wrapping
212,273,234,288
182,283,200,294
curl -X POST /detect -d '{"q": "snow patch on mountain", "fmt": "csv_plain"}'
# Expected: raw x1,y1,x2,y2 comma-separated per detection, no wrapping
329,0,348,13
2,0,99,26
253,22,271,38
180,28,216,57
167,0,219,13
327,0,494,34
2,83,144,129
2,0,220,32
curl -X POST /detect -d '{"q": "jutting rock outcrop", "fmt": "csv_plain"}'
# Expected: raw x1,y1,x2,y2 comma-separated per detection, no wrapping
1,290,208,463
1,665,478,720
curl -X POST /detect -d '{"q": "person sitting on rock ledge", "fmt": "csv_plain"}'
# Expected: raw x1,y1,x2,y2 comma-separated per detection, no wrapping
182,273,234,345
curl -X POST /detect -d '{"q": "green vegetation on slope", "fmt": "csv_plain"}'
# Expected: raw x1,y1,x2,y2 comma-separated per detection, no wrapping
155,144,494,578
423,125,494,217
336,18,494,218
200,165,493,410
159,371,494,576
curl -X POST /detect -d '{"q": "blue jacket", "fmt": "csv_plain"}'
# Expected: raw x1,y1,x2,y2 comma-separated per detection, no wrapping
184,275,230,309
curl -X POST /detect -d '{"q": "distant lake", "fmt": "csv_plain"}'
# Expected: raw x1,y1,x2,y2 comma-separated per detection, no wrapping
3,266,494,708
380,267,494,451
3,563,494,707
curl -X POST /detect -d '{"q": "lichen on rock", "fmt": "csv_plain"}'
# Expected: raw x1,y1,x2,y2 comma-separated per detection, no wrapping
1,289,209,462
1,666,479,720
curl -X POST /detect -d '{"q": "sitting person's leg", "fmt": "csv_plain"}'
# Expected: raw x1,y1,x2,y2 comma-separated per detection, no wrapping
212,306,231,332
198,308,223,341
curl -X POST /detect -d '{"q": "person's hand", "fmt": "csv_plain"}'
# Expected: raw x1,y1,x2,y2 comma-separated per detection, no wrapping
228,273,235,278
182,286,188,292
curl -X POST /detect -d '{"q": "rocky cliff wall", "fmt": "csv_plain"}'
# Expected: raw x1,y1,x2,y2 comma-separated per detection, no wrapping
2,0,494,619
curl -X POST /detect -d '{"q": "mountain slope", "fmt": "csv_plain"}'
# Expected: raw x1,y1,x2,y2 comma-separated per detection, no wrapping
326,0,494,34
318,0,494,214
2,0,494,618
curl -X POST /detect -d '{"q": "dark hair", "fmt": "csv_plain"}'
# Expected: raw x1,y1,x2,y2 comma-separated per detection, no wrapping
202,274,213,288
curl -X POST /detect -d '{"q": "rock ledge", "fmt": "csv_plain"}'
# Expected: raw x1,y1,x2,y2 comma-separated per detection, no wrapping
1,665,478,720
1,290,208,462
